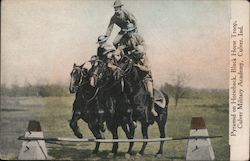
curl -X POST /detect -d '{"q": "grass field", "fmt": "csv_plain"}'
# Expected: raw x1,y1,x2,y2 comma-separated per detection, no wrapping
0,94,229,160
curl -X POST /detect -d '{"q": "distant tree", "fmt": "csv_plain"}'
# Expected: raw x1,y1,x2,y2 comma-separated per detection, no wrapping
172,73,190,107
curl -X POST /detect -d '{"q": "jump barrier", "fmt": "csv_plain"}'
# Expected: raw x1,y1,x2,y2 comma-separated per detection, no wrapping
18,117,222,160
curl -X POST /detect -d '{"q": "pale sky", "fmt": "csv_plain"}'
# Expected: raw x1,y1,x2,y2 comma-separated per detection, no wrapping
1,0,230,89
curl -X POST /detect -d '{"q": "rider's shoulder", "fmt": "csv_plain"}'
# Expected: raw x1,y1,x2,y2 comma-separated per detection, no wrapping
132,33,143,40
123,9,133,16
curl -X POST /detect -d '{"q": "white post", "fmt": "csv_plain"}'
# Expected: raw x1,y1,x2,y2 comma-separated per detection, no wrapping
18,120,49,160
186,117,215,160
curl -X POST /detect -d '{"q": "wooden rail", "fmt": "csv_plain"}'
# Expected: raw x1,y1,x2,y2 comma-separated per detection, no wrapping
18,135,222,143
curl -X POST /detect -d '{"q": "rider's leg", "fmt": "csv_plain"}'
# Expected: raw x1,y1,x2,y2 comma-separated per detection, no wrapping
113,32,124,48
147,80,158,117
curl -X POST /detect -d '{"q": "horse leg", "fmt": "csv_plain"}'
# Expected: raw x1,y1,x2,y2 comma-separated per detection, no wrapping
156,111,167,156
88,123,103,154
69,111,83,138
121,124,135,155
139,122,149,155
110,127,119,155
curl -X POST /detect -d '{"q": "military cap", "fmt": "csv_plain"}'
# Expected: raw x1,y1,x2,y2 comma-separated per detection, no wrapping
97,35,108,44
89,55,98,62
125,23,136,32
113,0,123,7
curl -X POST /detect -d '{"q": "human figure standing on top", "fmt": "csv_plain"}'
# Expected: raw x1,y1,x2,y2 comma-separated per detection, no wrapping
106,0,137,48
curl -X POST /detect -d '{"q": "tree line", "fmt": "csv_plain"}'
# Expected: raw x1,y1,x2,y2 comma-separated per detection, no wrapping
160,82,228,107
1,83,228,106
1,84,70,97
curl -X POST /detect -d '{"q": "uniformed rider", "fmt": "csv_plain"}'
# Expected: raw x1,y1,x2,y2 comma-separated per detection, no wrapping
96,35,109,61
117,23,158,120
106,0,137,48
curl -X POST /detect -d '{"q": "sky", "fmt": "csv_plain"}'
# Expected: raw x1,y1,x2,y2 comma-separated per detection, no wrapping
1,0,230,89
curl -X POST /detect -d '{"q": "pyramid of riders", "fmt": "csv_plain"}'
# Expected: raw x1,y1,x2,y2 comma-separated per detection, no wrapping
68,0,168,156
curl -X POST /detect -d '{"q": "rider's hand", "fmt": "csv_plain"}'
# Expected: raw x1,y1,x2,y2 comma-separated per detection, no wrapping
133,64,139,67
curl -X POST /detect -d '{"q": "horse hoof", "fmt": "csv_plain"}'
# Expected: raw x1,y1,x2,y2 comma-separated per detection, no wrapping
155,153,162,158
135,153,143,159
124,153,131,159
75,132,83,139
107,153,115,158
92,150,98,154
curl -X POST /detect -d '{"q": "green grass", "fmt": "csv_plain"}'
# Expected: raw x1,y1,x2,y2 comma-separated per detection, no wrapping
0,95,229,160
39,96,229,160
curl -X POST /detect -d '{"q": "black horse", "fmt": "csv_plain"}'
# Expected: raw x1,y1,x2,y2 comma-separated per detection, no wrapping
90,60,137,156
93,55,169,156
123,55,169,156
69,63,105,153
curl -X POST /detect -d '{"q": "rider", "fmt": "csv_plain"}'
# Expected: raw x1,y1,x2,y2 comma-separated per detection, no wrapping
116,23,158,121
97,35,109,60
106,0,137,48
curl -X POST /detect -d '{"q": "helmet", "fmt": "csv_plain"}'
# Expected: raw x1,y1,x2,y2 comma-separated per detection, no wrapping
103,45,115,55
113,0,123,7
89,55,98,62
97,35,108,44
125,23,136,32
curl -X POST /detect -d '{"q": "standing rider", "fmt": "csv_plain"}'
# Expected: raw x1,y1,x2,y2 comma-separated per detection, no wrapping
106,0,137,48
117,23,158,122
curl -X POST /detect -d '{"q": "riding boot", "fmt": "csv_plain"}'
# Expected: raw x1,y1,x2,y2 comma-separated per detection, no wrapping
98,110,105,132
150,97,158,117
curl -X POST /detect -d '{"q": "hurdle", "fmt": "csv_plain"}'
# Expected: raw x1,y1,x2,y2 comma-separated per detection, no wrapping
18,117,222,160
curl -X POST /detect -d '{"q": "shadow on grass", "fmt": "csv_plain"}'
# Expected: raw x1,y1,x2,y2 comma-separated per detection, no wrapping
48,146,130,160
1,108,28,112
48,145,186,160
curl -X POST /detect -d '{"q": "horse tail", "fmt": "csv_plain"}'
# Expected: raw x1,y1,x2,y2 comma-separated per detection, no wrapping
161,91,169,108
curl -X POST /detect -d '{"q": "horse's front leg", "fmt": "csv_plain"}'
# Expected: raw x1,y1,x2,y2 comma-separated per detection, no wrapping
121,123,135,157
138,122,149,156
88,123,104,154
69,110,83,138
110,126,119,156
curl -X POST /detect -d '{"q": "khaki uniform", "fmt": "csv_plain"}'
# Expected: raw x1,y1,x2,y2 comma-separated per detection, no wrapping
106,9,137,47
118,33,157,118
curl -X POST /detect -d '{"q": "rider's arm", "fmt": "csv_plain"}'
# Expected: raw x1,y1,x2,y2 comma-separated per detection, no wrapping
134,55,151,72
124,9,137,27
106,18,115,37
116,44,127,57
137,35,147,54
106,54,119,71
107,63,119,71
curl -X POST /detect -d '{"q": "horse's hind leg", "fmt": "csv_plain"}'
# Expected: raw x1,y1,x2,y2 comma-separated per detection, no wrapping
69,111,83,138
110,127,119,155
156,111,167,156
139,122,149,155
88,123,103,154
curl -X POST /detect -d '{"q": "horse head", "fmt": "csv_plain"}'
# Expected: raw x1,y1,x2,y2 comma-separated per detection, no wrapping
89,60,110,88
69,63,88,93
